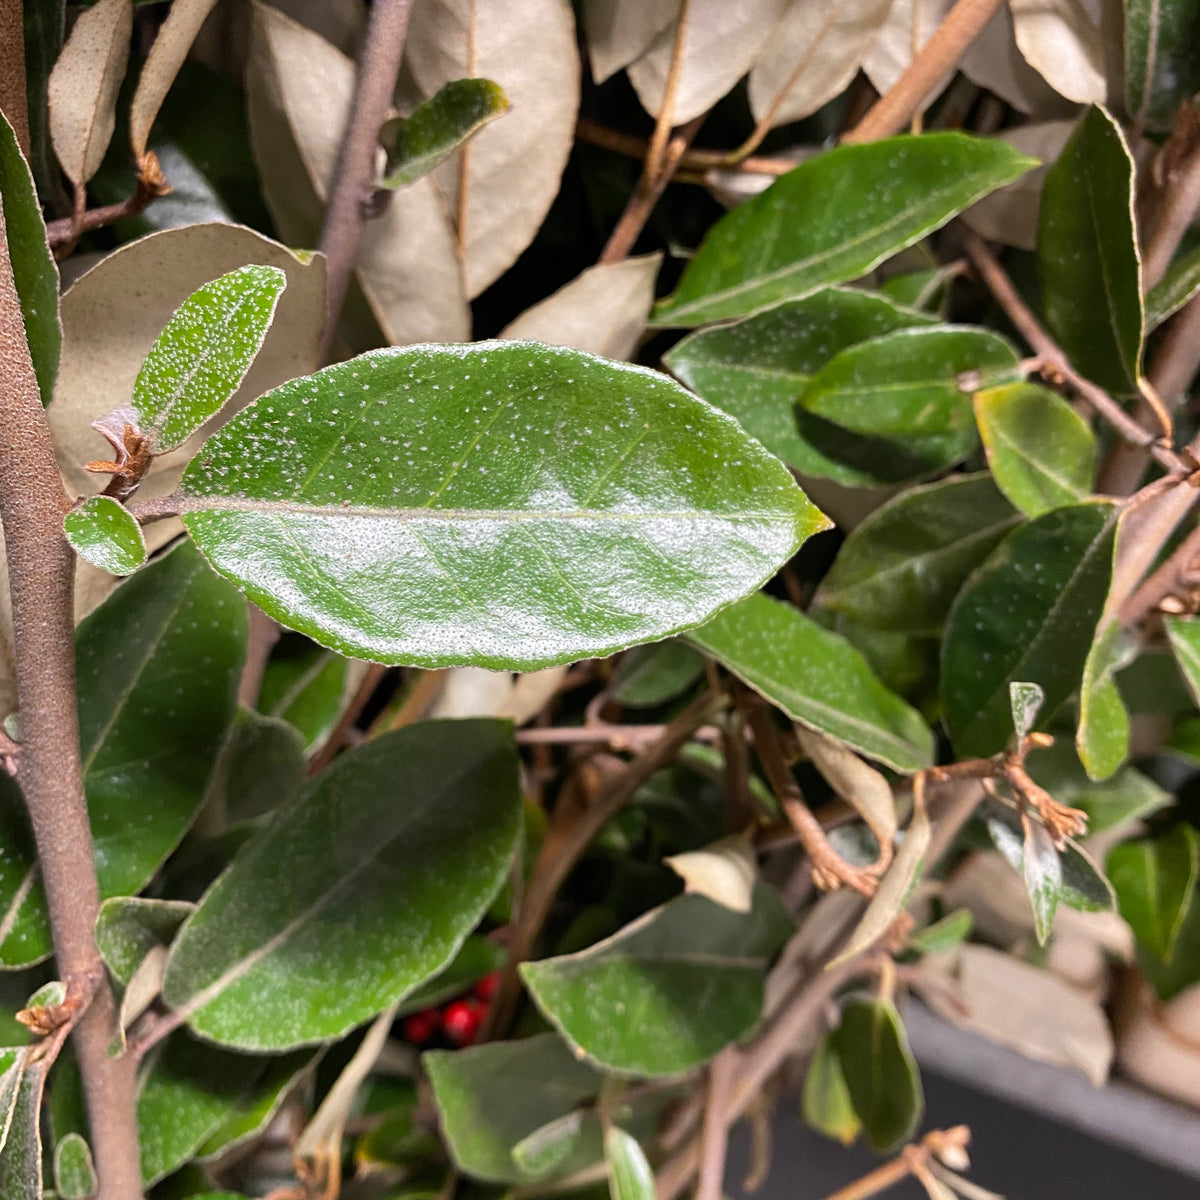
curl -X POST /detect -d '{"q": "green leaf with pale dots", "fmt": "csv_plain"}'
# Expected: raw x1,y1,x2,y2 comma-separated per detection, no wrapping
64,495,147,575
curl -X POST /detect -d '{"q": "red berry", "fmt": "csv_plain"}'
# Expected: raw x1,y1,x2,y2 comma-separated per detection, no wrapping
442,998,485,1046
402,1008,441,1046
473,971,501,1002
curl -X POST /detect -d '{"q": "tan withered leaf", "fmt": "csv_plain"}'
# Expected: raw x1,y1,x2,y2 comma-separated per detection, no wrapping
48,0,132,185
248,3,468,346
582,0,677,84
130,0,220,160
862,0,954,115
958,3,1069,116
403,0,580,299
627,0,789,125
499,254,661,360
1009,0,1108,104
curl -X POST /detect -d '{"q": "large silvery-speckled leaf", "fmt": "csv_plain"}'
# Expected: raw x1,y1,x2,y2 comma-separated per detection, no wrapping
651,134,1035,327
521,887,793,1077
179,342,827,671
161,720,521,1049
0,543,244,968
687,593,934,772
942,502,1119,758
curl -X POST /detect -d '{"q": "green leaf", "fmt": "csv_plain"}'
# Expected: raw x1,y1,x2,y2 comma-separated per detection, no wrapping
1108,824,1200,961
611,640,706,709
1145,237,1200,330
520,887,792,1078
1164,615,1200,707
0,1057,48,1200
1125,0,1200,130
833,997,922,1154
942,501,1118,759
53,1132,96,1200
424,1033,601,1184
663,288,936,484
0,543,245,968
0,111,59,406
257,638,349,750
1037,107,1143,395
380,78,509,189
802,1031,861,1145
1024,816,1064,944
133,264,287,452
974,382,1097,516
605,1126,653,1200
1009,682,1045,741
180,342,828,671
795,326,1020,483
688,593,935,772
511,1112,587,1178
651,133,1035,326
205,708,307,826
907,908,973,956
161,719,521,1050
815,474,1020,636
1140,884,1200,999
1076,622,1132,781
96,897,195,987
64,495,148,575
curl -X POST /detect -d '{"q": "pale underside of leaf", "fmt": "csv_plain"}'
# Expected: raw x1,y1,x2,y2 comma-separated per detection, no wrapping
1009,0,1109,103
582,0,677,83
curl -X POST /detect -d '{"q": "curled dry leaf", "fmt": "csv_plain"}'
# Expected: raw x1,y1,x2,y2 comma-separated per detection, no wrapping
402,0,581,298
665,832,758,913
47,0,132,186
748,0,891,127
499,254,662,361
1009,0,1109,105
582,0,677,84
130,0,220,161
248,3,468,347
627,0,790,125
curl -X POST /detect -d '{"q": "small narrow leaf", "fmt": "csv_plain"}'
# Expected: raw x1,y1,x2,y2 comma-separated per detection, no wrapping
1009,682,1045,741
688,593,935,772
0,110,60,405
0,1057,47,1200
1146,239,1200,330
1108,825,1200,961
815,473,1020,636
257,640,348,751
133,264,287,451
797,727,896,857
907,908,973,956
380,78,509,189
605,1126,653,1200
942,502,1118,759
53,1132,96,1200
1037,107,1143,395
1022,815,1064,945
511,1112,586,1177
611,640,706,709
975,382,1096,516
96,896,194,986
64,495,147,575
802,1031,862,1145
1076,621,1131,781
181,342,827,671
651,133,1035,326
1164,615,1200,707
1125,0,1200,130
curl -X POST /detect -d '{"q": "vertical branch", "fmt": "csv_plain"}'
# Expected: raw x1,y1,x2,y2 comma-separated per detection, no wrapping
318,0,415,360
0,0,29,156
0,202,141,1196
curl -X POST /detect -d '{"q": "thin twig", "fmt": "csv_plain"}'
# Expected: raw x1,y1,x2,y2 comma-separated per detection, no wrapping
515,722,720,748
0,190,142,1199
818,1129,972,1200
1142,102,1200,290
307,663,388,775
1121,519,1200,624
45,153,171,248
843,0,1005,144
575,119,795,177
695,1048,737,1200
317,0,415,360
644,0,693,181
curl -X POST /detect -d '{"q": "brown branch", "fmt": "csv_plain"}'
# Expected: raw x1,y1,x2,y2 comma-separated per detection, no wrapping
0,0,29,156
1142,102,1200,290
695,1047,737,1200
575,119,795,177
307,663,388,776
842,0,1005,144
0,190,142,1198
514,722,720,749
1121,518,1200,624
45,152,171,249
317,0,415,361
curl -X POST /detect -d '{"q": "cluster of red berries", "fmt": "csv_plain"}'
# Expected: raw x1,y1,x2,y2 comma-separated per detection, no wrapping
402,970,499,1048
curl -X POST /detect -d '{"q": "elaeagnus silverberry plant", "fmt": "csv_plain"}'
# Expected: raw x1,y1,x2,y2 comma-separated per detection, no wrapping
0,1,1199,1199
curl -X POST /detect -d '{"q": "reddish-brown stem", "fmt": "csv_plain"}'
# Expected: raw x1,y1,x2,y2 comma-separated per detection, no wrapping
0,0,29,155
695,1048,737,1200
1121,518,1200,624
575,119,795,177
843,0,1005,144
1142,104,1200,290
317,0,414,360
0,192,142,1198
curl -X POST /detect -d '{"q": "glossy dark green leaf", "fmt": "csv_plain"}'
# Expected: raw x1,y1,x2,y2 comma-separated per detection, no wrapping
0,1057,47,1200
663,288,935,484
975,383,1096,516
64,495,148,575
53,1132,96,1200
651,133,1035,326
0,544,244,968
1108,824,1200,961
815,474,1020,636
611,640,706,709
380,78,509,189
689,593,935,772
1076,622,1132,781
1037,107,1143,395
206,708,306,826
605,1126,653,1200
0,110,60,406
1146,238,1200,330
1165,615,1200,707
161,720,521,1050
942,502,1118,758
133,264,287,452
96,896,194,986
1125,0,1200,130
802,1031,861,1145
424,1033,601,1184
180,342,827,671
521,886,792,1077
833,997,922,1154
257,638,348,750
907,908,973,956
